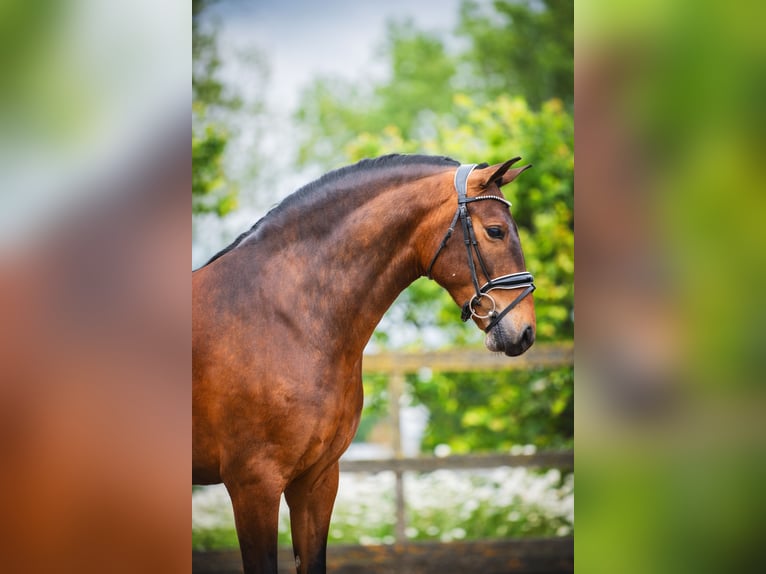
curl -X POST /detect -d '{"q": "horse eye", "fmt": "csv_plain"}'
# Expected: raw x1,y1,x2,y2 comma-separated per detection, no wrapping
486,226,505,240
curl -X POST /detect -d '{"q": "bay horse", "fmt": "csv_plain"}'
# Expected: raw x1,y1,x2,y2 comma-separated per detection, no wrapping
192,154,537,574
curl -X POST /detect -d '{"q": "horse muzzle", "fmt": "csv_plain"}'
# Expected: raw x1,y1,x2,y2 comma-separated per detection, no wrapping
486,321,536,356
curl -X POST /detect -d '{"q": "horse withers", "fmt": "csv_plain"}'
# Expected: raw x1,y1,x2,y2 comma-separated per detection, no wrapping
192,155,536,573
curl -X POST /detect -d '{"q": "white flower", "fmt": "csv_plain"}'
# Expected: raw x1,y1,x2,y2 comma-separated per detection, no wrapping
434,443,451,457
531,378,547,393
405,526,419,538
451,527,467,539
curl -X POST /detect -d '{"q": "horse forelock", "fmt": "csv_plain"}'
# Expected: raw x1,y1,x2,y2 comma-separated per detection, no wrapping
198,155,461,268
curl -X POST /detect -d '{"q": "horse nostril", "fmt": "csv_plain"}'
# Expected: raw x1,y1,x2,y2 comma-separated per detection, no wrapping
521,325,535,347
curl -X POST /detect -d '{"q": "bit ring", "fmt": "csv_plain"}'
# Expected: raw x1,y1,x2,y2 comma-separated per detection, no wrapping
469,293,497,320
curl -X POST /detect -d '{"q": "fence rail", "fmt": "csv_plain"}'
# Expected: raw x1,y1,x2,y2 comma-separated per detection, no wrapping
361,341,573,374
340,450,573,474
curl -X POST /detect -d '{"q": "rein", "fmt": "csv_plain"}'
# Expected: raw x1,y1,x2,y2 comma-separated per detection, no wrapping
426,164,535,333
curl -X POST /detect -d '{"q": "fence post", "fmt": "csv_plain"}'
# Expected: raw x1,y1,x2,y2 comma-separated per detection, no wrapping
388,369,407,545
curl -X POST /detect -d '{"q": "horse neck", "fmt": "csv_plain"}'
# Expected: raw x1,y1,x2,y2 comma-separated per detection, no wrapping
259,172,453,359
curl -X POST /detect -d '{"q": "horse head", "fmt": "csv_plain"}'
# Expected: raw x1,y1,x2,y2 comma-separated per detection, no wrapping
425,158,536,356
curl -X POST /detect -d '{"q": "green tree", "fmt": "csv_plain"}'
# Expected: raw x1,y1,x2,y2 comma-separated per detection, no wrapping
192,0,239,216
411,366,573,453
458,0,574,108
374,20,457,136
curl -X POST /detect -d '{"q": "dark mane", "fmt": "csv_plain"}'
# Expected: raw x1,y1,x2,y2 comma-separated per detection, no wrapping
198,154,460,268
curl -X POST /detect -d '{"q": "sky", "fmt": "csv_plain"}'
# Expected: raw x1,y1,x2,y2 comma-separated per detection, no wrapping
208,0,462,112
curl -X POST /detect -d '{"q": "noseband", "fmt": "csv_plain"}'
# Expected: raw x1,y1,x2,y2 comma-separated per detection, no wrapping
426,164,536,333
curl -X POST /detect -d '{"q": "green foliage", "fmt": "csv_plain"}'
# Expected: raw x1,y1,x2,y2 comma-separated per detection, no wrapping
193,1,242,109
293,77,368,168
374,20,457,136
192,526,240,551
192,124,237,216
192,0,239,217
409,366,573,454
458,0,574,108
356,365,574,457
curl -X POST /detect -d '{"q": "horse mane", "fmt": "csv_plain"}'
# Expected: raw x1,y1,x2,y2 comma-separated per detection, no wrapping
198,154,462,268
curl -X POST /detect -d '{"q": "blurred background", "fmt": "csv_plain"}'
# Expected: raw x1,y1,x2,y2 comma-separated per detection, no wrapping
576,1,766,572
0,1,189,572
191,0,574,565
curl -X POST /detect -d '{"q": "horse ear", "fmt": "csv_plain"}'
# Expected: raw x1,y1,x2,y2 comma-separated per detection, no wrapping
483,157,532,188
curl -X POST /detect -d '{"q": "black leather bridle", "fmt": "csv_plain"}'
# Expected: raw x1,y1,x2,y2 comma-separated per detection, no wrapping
426,164,536,333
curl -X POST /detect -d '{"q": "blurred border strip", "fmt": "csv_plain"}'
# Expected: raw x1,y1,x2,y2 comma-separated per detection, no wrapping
0,1,190,573
576,0,766,572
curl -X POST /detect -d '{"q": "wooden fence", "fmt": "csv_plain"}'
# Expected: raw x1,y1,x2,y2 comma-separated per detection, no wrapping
193,342,574,573
356,342,574,546
360,342,573,375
